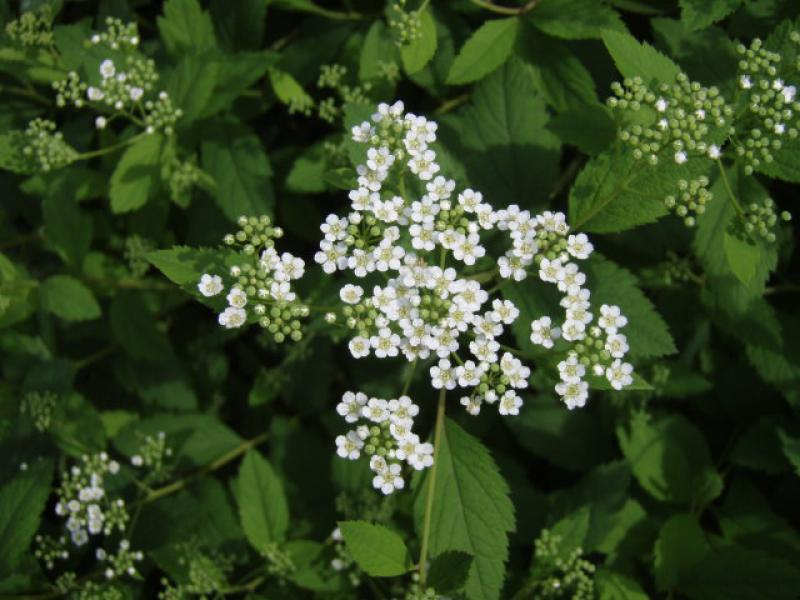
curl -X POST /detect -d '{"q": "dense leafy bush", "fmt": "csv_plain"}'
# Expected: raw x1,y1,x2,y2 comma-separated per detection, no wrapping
2,0,800,598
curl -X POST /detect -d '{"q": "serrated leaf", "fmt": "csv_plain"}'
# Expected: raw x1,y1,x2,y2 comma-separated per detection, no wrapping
338,521,411,577
596,569,649,600
158,0,217,58
237,449,289,551
401,7,437,74
530,0,626,40
601,29,680,85
618,414,721,505
42,176,93,267
569,149,712,233
679,0,743,31
428,551,473,594
547,103,615,155
441,58,560,207
269,67,313,111
586,256,676,359
39,275,101,322
446,18,518,85
414,418,515,600
0,460,53,576
109,134,165,214
201,121,274,221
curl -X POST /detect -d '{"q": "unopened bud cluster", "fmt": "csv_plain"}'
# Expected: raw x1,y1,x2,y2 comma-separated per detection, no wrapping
264,542,296,582
664,176,712,227
389,0,423,47
335,392,433,495
198,215,309,342
52,18,181,134
159,545,233,599
168,156,207,206
608,73,732,165
17,118,78,172
130,431,172,484
5,6,54,47
530,529,595,600
735,37,800,175
736,196,792,243
317,64,372,123
21,390,57,431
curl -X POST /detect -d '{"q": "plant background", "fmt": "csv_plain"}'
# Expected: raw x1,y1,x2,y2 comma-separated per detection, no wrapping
1,0,800,598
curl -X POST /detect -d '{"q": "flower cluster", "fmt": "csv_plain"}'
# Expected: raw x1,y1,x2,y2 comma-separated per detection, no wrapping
53,453,129,547
389,0,424,47
664,176,713,227
52,18,182,135
158,543,234,600
316,64,373,123
21,390,57,431
736,195,792,243
735,36,800,175
130,431,173,484
335,391,433,495
608,73,732,165
317,101,635,416
199,216,309,342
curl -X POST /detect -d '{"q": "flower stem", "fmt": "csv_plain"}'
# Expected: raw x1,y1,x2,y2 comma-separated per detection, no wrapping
418,388,446,587
75,133,144,161
469,0,540,16
716,159,747,220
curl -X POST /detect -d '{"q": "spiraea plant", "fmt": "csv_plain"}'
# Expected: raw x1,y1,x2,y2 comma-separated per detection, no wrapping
2,1,800,600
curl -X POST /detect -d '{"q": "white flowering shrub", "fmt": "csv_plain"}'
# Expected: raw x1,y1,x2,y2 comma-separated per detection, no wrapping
2,2,800,600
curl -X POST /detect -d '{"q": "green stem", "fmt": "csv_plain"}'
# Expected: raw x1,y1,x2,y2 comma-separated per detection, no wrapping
716,159,747,220
75,133,144,161
139,432,269,505
401,360,418,396
418,388,446,587
469,0,540,15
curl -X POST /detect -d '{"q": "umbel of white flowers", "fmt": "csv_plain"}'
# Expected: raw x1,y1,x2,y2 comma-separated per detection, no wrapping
316,100,634,417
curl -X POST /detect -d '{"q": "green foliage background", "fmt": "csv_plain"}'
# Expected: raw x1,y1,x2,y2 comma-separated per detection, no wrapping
1,0,800,598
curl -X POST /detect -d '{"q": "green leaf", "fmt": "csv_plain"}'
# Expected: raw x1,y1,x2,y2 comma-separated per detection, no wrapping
269,67,313,112
569,149,712,233
679,546,800,600
441,58,560,207
210,0,267,51
201,121,274,221
601,29,680,85
109,134,165,214
39,275,101,322
679,0,743,31
654,514,710,591
427,551,474,594
0,460,53,576
778,429,800,477
236,449,290,551
529,0,626,40
586,256,676,359
286,143,328,194
42,176,93,267
360,20,400,82
617,413,721,505
596,569,649,600
157,0,217,58
723,231,760,285
446,18,518,85
338,521,412,577
109,293,173,361
401,7,437,74
547,103,615,155
414,418,515,600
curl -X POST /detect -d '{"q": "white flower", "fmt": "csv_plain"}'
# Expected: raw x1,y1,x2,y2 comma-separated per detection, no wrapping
456,360,484,387
708,144,721,159
605,333,629,358
606,359,634,390
336,391,368,423
371,327,401,358
775,122,786,135
498,390,522,416
655,97,668,112
363,397,390,423
198,274,223,297
335,431,363,460
740,75,752,89
372,463,404,495
555,380,589,409
99,59,115,79
491,299,519,325
460,395,482,415
95,116,107,130
674,151,687,164
598,304,628,333
351,121,372,142
348,336,371,358
530,316,561,349
129,87,144,102
781,85,796,103
340,284,364,304
227,287,248,308
567,233,593,260
558,354,585,383
218,306,246,329
87,87,104,101
430,358,456,389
